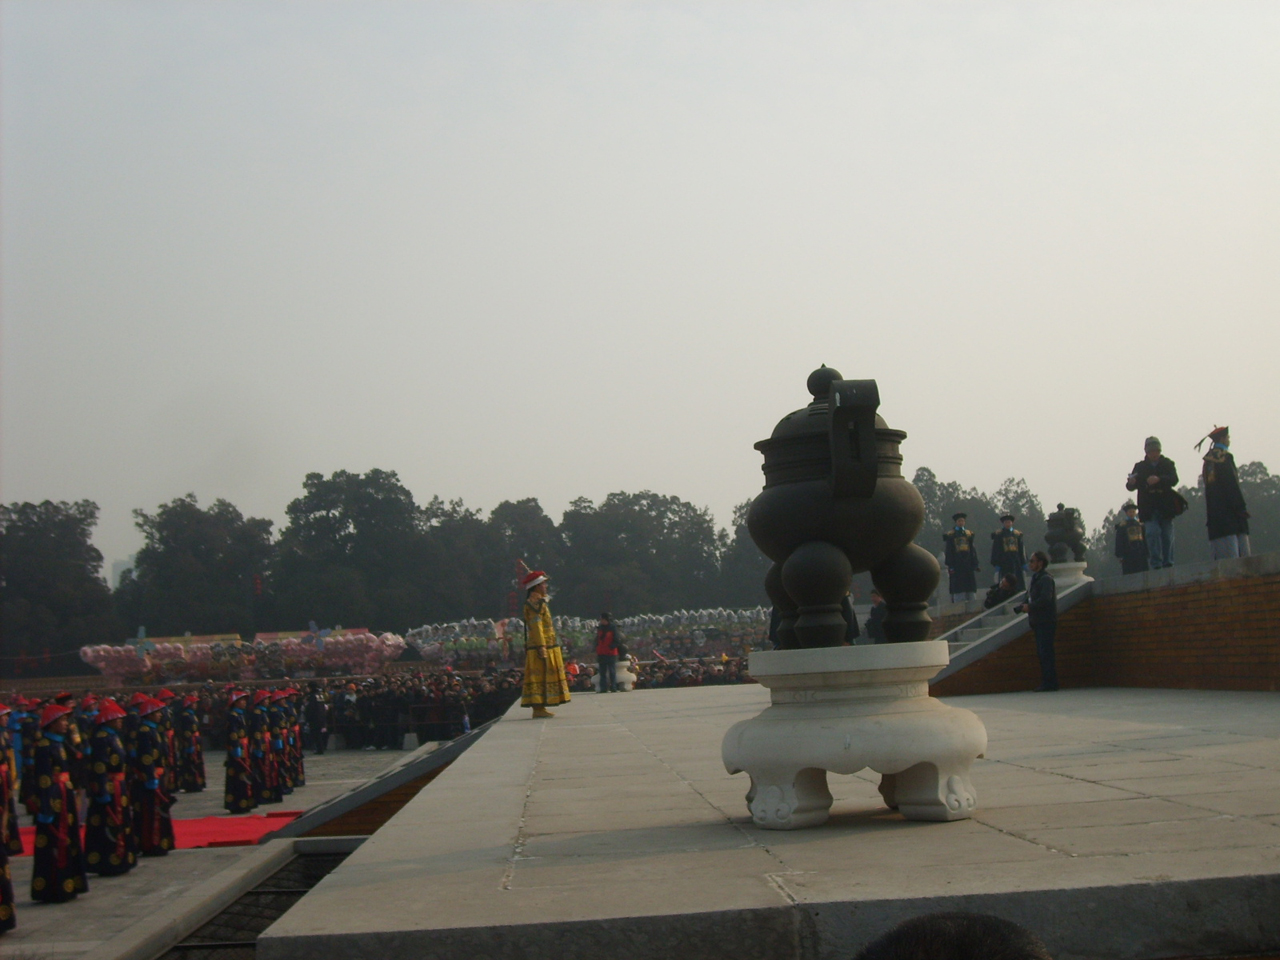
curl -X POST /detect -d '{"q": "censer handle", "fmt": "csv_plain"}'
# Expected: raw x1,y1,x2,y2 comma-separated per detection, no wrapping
829,379,880,498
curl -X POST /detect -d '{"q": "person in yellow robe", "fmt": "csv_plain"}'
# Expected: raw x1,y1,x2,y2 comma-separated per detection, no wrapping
520,570,571,717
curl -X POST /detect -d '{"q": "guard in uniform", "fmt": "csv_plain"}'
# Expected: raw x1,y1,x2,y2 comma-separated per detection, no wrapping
267,692,292,796
0,703,21,857
176,695,206,793
989,514,1026,589
0,703,17,935
223,691,257,814
286,689,305,788
155,689,179,795
1199,426,1251,559
84,699,136,876
1114,502,1149,574
943,512,980,602
18,699,41,818
133,698,175,856
250,691,281,805
31,703,89,903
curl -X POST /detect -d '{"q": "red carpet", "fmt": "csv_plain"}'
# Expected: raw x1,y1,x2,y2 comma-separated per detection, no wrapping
15,810,302,855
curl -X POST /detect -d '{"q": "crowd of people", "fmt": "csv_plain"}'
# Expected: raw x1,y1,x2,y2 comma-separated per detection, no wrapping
947,430,1255,605
0,688,208,930
940,430,1256,695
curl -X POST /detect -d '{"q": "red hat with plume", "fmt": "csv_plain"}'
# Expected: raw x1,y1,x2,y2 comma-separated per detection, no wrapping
95,699,127,723
40,703,73,728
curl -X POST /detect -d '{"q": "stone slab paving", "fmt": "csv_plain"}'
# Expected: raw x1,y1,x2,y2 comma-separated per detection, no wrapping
1,749,406,959
258,685,1280,960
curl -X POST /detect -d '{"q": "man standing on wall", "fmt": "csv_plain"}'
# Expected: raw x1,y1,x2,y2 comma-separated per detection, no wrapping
1017,551,1058,692
1199,426,1251,560
1114,501,1149,575
1126,437,1180,569
943,512,980,603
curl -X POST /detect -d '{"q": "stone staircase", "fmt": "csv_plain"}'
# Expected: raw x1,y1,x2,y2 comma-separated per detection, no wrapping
930,577,1095,686
947,611,1020,658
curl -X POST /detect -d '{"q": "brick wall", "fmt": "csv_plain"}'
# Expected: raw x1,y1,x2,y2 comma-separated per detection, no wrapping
930,571,1280,696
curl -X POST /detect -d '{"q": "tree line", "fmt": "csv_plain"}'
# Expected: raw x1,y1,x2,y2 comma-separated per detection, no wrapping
4,461,1277,676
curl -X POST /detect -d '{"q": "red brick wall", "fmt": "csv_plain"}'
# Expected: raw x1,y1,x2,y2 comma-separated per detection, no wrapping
930,573,1280,696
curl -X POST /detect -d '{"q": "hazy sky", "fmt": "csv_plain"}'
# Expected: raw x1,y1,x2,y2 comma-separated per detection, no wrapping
3,1,1278,577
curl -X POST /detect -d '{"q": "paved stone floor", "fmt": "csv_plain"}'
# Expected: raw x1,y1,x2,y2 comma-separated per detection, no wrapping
0,749,404,959
258,685,1280,960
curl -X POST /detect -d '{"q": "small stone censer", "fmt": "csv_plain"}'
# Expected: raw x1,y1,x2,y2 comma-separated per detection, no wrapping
722,366,988,829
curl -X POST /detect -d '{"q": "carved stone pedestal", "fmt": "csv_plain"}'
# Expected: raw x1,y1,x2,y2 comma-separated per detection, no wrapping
722,641,987,830
1047,561,1093,589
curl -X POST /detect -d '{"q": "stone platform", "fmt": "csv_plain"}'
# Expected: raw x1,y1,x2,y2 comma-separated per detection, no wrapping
257,686,1280,960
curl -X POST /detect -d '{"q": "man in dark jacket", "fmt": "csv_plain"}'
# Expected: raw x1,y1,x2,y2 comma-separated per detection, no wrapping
1114,501,1149,575
943,512,980,602
864,590,887,642
1125,436,1180,569
303,684,329,755
1017,551,1058,691
1200,426,1251,559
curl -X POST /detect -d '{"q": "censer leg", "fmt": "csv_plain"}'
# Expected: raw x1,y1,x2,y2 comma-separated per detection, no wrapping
782,541,852,648
747,767,833,830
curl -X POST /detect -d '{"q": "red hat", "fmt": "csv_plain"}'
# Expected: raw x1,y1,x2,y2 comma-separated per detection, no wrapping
95,699,127,723
157,688,176,701
228,689,249,705
80,696,98,710
40,703,73,728
0,703,10,717
253,690,271,705
130,692,151,707
182,694,199,706
520,569,548,590
54,691,73,703
12,695,28,709
139,697,165,717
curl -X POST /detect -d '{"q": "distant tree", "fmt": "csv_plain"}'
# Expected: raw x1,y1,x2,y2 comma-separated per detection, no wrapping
714,499,770,607
556,491,721,616
488,498,565,617
912,466,999,568
273,469,428,630
418,496,505,623
1,500,118,677
115,494,275,638
994,477,1048,552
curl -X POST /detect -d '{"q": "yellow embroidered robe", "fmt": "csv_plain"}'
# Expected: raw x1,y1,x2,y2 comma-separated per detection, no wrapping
521,598,571,708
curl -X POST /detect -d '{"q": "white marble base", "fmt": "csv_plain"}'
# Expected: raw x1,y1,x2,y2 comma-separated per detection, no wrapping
1047,560,1093,588
722,641,987,830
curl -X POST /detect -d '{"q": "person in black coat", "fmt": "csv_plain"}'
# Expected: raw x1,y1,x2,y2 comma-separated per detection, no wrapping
1017,551,1058,691
943,512,980,602
984,574,1020,609
1199,426,1251,559
989,514,1026,588
1125,437,1180,569
303,684,330,755
1114,501,1149,575
864,590,887,642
